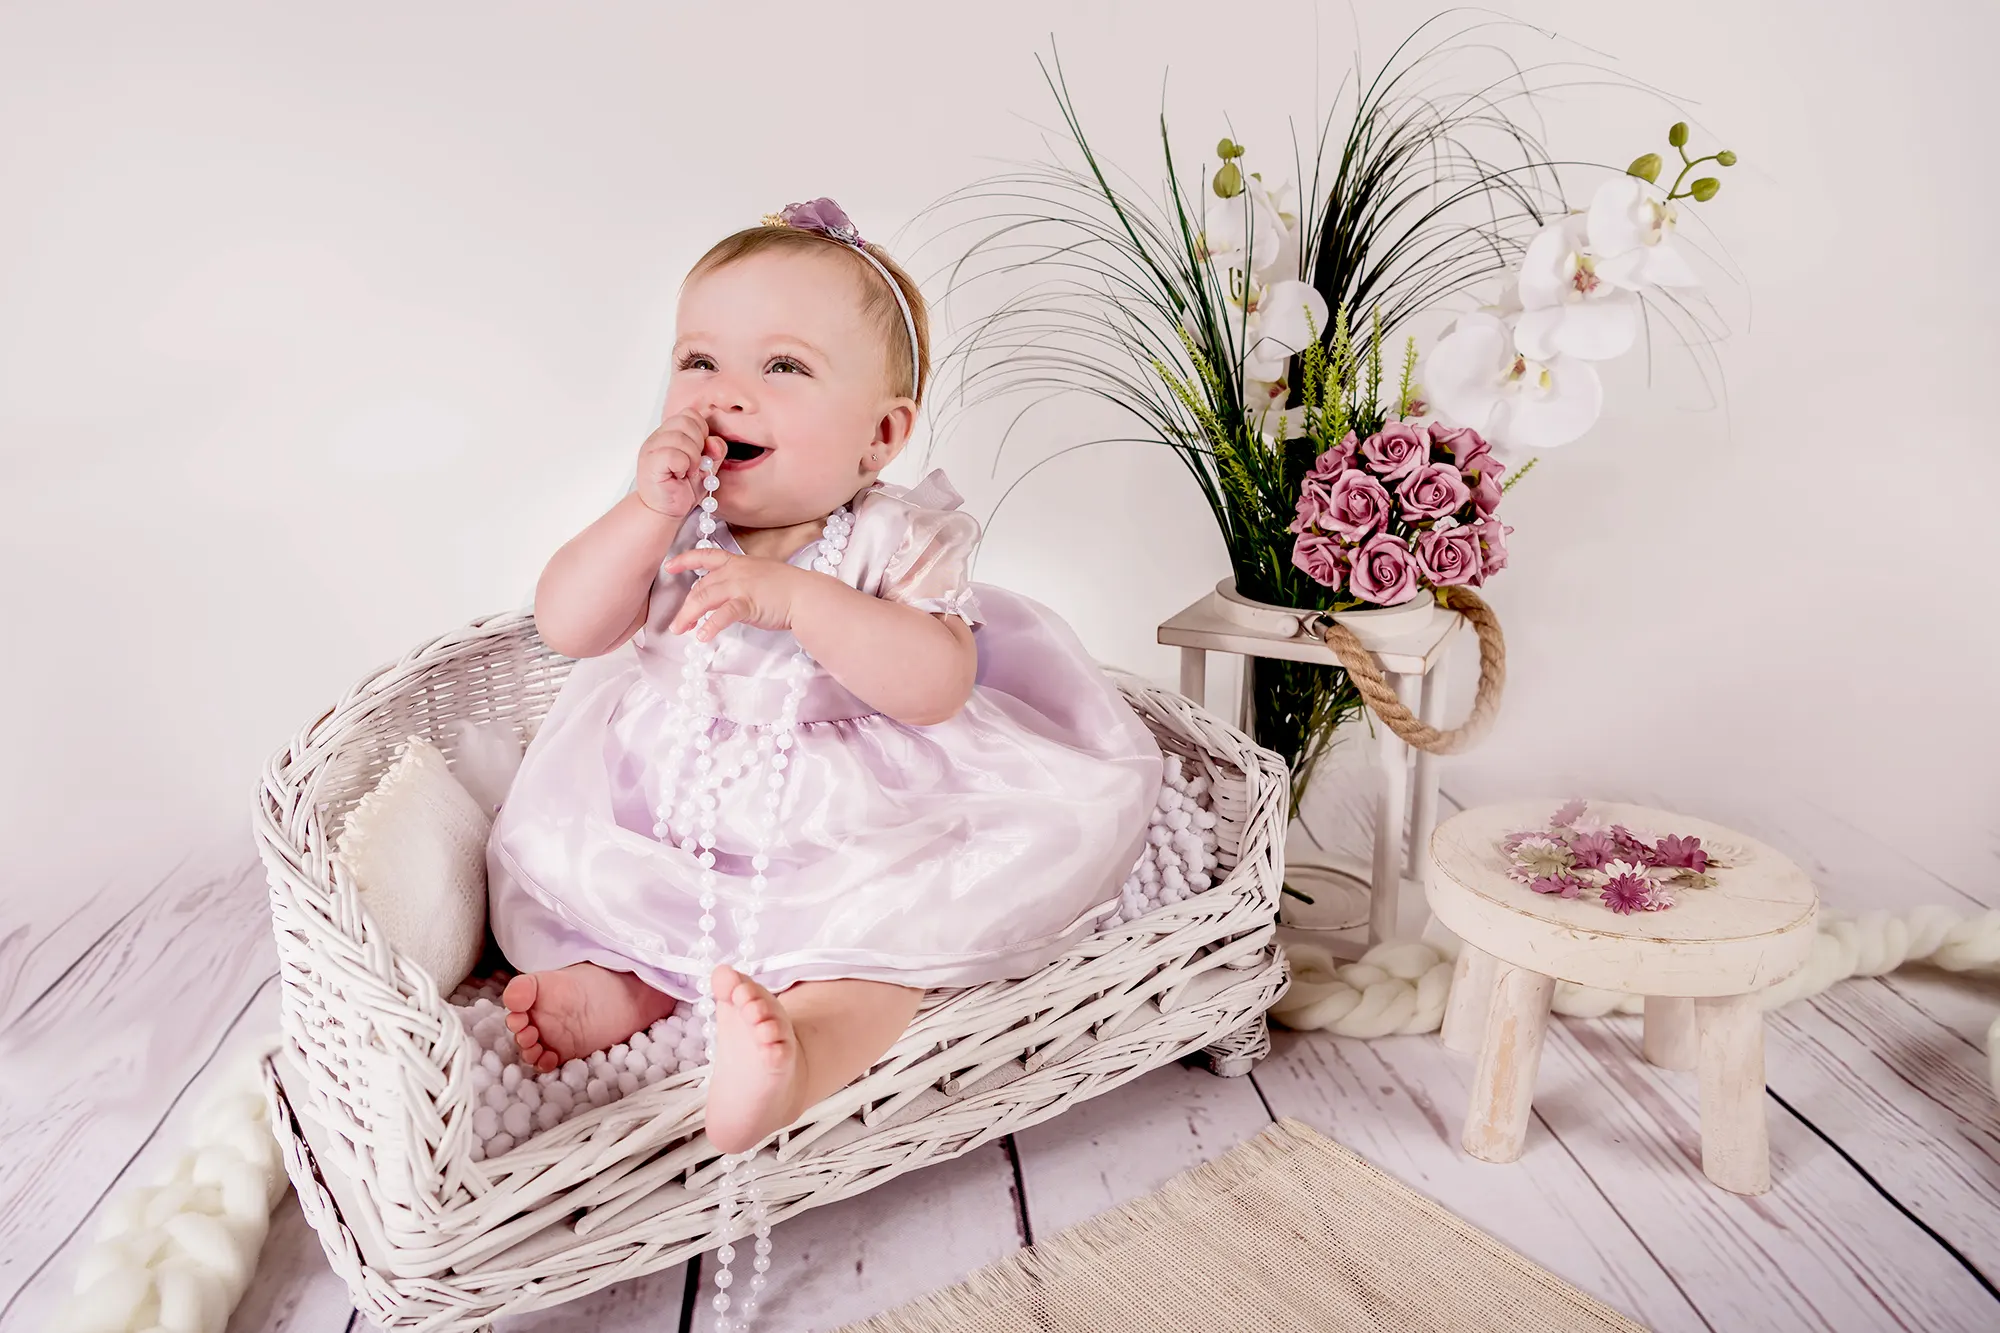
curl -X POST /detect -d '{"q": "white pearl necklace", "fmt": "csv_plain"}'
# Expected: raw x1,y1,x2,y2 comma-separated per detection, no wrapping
650,458,853,1330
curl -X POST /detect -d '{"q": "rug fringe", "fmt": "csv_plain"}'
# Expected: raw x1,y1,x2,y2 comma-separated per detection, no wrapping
841,1119,1326,1331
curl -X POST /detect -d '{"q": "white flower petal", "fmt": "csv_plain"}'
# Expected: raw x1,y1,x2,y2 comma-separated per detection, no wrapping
1421,312,1511,435
1202,190,1283,273
1513,307,1565,362
1586,175,1662,256
1253,280,1329,354
1516,216,1590,310
1493,355,1603,452
1547,294,1638,360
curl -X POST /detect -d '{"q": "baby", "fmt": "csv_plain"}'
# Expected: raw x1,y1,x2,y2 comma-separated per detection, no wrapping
486,198,1163,1155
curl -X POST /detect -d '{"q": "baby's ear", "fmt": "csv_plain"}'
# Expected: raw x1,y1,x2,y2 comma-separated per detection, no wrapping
866,398,918,472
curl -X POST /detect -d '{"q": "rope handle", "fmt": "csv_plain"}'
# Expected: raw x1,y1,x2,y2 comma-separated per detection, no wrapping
1306,587,1507,755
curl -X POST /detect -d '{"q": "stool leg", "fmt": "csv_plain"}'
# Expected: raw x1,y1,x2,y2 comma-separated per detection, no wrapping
1441,943,1499,1055
1695,992,1771,1195
1179,647,1207,712
1643,996,1699,1070
1463,964,1555,1163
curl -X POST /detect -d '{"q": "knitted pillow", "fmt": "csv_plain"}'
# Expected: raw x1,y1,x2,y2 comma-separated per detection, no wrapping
334,734,498,993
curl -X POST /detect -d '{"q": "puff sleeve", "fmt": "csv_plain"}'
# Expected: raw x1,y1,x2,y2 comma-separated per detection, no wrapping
878,506,984,627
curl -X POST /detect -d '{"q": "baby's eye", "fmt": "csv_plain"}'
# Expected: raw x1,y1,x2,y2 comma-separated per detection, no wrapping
676,352,714,371
768,357,808,375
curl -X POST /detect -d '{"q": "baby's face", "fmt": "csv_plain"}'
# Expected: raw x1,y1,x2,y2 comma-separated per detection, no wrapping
665,248,911,532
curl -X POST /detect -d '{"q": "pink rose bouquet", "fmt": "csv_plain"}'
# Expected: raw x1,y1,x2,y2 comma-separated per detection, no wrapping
1290,417,1514,608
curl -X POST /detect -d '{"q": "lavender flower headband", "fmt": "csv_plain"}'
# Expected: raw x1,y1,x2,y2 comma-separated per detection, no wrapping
760,197,921,398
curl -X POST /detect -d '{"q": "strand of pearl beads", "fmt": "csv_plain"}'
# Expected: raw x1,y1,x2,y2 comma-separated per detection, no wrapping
650,458,853,1330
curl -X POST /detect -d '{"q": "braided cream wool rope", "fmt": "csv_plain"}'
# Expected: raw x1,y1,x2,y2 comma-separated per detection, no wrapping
1272,907,2000,1096
51,1041,289,1333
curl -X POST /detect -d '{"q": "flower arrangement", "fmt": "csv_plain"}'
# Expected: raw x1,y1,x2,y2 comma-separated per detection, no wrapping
933,18,1736,814
1276,314,1512,608
1502,799,1725,915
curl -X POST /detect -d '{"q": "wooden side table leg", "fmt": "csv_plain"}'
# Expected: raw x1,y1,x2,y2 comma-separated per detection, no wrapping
1441,943,1499,1055
1644,996,1699,1070
1406,665,1448,881
1463,964,1555,1163
1178,646,1208,712
1695,992,1771,1195
1368,672,1415,944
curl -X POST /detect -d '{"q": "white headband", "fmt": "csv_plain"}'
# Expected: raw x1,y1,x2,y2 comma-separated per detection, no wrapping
762,198,920,399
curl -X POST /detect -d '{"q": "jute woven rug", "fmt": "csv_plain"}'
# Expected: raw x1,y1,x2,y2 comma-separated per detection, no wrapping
840,1118,1648,1332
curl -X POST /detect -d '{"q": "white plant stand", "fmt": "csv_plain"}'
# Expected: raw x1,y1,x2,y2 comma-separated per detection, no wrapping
1427,800,1820,1195
1159,578,1466,952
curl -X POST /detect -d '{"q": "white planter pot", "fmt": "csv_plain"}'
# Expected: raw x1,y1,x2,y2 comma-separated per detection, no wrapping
1330,593,1438,650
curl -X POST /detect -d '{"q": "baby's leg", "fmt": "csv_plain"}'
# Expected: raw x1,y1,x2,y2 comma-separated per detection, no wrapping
503,963,678,1073
705,965,923,1155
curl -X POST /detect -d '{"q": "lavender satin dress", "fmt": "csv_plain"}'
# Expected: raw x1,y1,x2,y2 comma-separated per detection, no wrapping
486,469,1164,1001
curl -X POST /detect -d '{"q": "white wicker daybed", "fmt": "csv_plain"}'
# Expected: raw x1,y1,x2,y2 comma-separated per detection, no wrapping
251,609,1290,1330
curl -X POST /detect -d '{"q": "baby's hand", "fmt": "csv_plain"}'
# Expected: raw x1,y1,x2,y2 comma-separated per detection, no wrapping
636,407,727,518
663,548,829,641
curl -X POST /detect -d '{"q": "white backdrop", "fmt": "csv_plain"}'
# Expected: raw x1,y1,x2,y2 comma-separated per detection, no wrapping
3,0,1995,916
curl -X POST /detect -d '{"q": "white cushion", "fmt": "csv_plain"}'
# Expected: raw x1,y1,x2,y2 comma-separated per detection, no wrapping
335,735,493,994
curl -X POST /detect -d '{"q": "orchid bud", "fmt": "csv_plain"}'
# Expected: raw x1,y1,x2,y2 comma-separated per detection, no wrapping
1626,153,1663,183
1668,121,1689,147
1213,161,1244,198
1215,137,1244,160
1690,176,1720,201
1716,149,1738,166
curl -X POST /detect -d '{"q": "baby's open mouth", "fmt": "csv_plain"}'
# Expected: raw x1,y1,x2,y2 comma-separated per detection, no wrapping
722,438,770,467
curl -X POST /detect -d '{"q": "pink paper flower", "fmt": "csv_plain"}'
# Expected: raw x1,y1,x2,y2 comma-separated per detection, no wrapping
1321,470,1394,542
1349,532,1418,604
1359,421,1429,482
1609,828,1661,865
1531,873,1585,899
1654,834,1709,872
1291,532,1350,590
1414,525,1483,587
1469,515,1511,581
1567,830,1619,870
1397,462,1473,520
1550,798,1589,827
1601,871,1654,914
1310,431,1360,480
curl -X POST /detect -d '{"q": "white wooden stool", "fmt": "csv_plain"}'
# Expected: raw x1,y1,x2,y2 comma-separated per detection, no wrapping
1426,801,1818,1195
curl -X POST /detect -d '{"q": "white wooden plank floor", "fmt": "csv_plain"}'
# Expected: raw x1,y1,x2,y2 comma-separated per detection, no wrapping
4,788,1997,1333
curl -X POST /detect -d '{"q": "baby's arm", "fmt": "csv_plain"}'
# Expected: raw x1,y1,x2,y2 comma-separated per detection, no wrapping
790,585,977,727
532,491,681,658
535,409,724,658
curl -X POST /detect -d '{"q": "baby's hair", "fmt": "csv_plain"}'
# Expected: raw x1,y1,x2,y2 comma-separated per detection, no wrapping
686,226,932,407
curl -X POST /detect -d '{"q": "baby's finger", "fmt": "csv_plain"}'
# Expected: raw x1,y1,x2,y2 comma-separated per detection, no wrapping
695,599,745,642
663,547,731,577
669,576,731,635
703,433,728,462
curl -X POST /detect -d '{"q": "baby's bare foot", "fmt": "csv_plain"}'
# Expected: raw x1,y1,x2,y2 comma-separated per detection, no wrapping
502,964,676,1073
704,965,809,1154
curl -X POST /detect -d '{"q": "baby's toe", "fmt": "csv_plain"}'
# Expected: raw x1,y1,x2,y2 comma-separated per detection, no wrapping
502,974,539,1014
505,1011,530,1034
535,1051,559,1074
516,1023,542,1051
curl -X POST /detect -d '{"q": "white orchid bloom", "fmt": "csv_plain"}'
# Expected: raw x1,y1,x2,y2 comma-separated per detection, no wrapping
1513,214,1639,362
1199,186,1284,275
1585,176,1700,290
1237,278,1327,383
1423,311,1604,456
